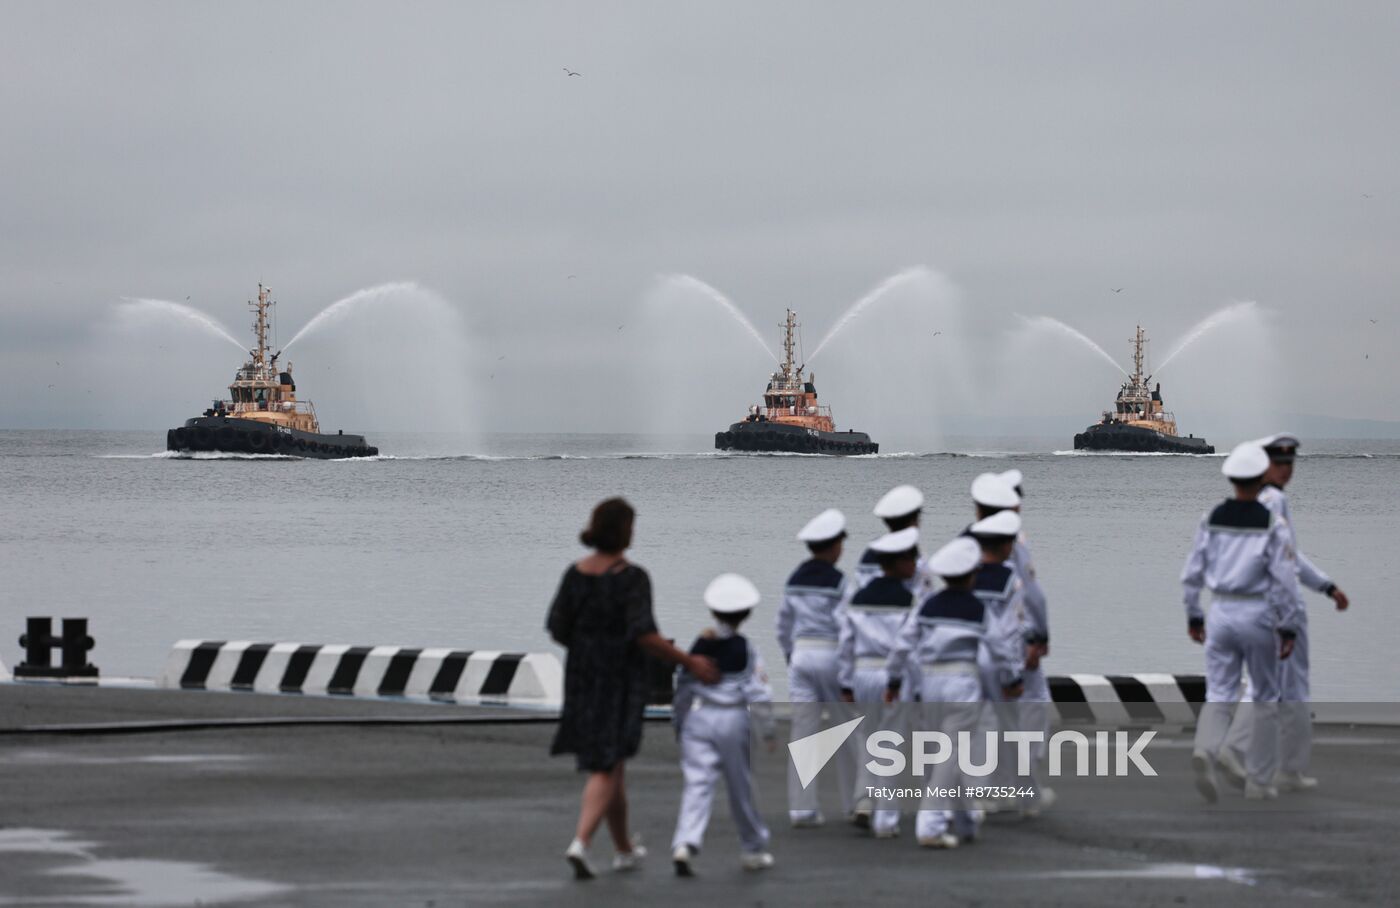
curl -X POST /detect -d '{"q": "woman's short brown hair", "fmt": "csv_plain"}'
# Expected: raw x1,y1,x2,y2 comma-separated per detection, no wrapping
580,497,635,554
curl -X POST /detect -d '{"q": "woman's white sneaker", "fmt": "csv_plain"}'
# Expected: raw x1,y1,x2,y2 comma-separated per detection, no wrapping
565,838,595,880
917,833,960,849
612,834,647,872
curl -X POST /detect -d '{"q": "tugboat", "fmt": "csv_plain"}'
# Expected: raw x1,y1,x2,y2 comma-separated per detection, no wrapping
1073,326,1213,454
715,310,878,455
166,285,378,459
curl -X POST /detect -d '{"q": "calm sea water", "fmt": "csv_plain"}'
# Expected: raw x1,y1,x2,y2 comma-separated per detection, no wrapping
1,430,1395,700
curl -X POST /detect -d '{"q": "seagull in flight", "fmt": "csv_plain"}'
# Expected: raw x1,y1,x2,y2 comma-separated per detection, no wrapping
1370,318,1378,324
1111,288,1124,293
563,68,581,77
1362,193,1375,199
497,355,506,361
567,274,577,280
617,325,625,331
932,331,941,337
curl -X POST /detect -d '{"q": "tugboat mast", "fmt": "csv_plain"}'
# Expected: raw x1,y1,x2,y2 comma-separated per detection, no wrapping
250,284,273,370
1131,324,1148,385
781,308,799,380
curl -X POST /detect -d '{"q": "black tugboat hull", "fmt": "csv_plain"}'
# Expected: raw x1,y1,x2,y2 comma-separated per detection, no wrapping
715,421,878,456
1073,423,1213,454
167,417,378,459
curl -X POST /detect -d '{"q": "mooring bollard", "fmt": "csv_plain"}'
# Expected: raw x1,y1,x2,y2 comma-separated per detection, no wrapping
16,617,99,680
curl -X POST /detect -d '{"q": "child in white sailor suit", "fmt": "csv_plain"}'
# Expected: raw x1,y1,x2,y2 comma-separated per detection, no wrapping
854,485,939,600
838,526,922,838
671,574,777,876
990,470,1053,805
778,508,856,827
886,535,1024,848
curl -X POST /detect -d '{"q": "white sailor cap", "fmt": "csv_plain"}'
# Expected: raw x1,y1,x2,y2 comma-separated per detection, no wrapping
1221,442,1270,480
927,536,981,578
970,509,1022,539
869,526,919,555
971,473,1021,509
996,469,1024,491
703,573,761,614
797,508,847,543
873,485,924,519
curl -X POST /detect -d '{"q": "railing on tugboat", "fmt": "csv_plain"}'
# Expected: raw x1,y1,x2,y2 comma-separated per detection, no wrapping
211,399,318,418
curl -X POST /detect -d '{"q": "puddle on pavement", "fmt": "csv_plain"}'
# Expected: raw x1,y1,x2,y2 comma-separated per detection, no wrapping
1039,862,1258,885
0,828,288,906
6,750,254,766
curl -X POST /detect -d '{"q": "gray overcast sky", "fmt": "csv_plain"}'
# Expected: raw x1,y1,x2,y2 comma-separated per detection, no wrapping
2,1,1397,438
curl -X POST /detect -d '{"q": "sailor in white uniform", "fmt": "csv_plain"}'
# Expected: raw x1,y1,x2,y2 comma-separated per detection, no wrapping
1219,433,1350,791
1181,442,1303,802
887,535,1023,848
777,508,855,827
991,469,1053,809
671,574,777,875
991,470,1049,697
854,485,936,598
838,527,921,838
967,509,1032,807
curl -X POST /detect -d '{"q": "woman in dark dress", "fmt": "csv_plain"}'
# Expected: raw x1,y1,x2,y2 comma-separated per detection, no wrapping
548,497,718,880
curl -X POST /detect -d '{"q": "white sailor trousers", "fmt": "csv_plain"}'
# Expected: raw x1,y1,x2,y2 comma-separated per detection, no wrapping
851,664,904,836
1196,597,1282,787
915,667,982,840
1019,666,1051,766
1279,610,1312,774
1223,608,1313,775
788,642,856,818
673,705,770,855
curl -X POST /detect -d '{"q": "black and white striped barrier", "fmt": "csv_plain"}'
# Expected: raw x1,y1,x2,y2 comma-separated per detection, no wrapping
157,645,1201,721
1049,673,1204,726
161,641,562,708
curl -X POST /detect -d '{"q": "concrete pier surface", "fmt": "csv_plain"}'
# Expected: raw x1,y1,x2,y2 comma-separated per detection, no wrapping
2,685,1398,906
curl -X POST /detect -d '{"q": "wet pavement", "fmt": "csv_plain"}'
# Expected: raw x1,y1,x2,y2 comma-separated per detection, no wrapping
2,684,1397,906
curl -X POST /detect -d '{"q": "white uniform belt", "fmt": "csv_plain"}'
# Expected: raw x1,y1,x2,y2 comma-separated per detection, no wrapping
794,636,837,650
1212,592,1266,602
920,660,978,675
690,698,746,711
855,657,888,670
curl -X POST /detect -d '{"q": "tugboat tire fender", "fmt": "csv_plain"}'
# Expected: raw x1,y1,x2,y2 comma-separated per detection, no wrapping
192,427,213,448
247,433,269,452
